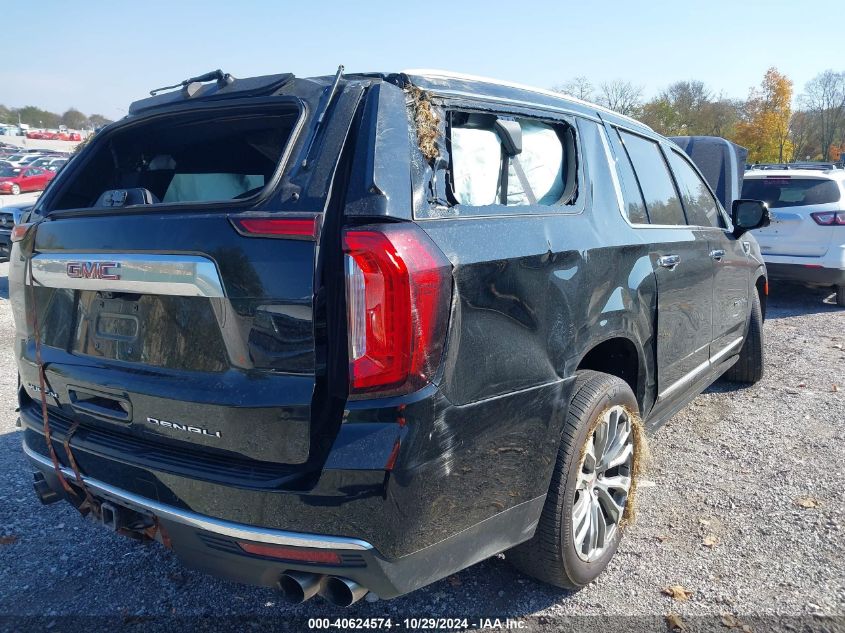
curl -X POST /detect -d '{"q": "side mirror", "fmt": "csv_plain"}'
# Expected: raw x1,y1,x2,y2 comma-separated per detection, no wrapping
731,199,770,237
494,118,522,156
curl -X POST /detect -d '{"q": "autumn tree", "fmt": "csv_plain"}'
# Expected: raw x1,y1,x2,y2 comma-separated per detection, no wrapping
800,70,845,161
788,111,821,160
733,67,793,162
61,108,88,129
554,76,594,101
87,114,113,128
596,80,643,116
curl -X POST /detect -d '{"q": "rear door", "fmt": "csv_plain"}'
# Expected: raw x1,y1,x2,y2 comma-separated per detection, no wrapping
611,129,714,400
743,175,841,257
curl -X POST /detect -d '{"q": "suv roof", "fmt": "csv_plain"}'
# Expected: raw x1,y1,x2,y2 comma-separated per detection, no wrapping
127,68,654,135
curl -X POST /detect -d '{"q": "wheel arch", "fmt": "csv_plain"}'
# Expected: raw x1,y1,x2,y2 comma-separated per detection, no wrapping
754,272,767,321
575,335,647,415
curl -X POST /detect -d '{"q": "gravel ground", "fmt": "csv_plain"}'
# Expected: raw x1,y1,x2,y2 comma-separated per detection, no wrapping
0,263,843,632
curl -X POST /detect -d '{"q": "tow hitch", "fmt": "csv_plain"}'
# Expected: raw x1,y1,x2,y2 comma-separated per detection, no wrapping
100,502,121,531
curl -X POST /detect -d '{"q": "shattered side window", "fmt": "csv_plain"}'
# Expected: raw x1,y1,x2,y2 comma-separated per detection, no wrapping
447,112,573,210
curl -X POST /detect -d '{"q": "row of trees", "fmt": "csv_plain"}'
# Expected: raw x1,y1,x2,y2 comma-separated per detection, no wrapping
0,105,112,130
554,69,845,163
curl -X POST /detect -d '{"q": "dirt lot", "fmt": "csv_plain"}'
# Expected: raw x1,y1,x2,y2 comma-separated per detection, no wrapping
0,263,842,632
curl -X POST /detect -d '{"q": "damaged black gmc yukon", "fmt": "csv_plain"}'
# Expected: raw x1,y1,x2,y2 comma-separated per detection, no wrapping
11,69,769,605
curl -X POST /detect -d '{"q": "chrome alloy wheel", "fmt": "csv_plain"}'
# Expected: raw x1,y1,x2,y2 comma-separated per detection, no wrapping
572,405,634,562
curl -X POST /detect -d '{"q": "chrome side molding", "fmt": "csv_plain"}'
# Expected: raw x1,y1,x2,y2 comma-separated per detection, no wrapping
29,253,225,297
658,336,743,401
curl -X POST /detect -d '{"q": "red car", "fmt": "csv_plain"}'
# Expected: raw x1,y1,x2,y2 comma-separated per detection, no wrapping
25,130,82,141
0,165,54,195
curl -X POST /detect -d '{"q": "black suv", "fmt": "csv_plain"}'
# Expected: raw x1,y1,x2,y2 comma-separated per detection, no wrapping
11,69,769,606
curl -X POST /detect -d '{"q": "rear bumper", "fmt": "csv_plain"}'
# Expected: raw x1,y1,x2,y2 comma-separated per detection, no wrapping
762,245,845,287
25,442,543,598
19,373,569,597
764,262,845,287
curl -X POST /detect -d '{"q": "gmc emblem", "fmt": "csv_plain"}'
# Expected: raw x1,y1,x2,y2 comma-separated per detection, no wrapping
66,261,121,280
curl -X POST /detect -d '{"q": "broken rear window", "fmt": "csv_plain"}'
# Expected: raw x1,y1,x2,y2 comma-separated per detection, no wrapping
48,104,302,211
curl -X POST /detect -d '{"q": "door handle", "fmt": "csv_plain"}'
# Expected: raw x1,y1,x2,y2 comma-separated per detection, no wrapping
710,249,726,261
657,255,681,270
68,387,131,422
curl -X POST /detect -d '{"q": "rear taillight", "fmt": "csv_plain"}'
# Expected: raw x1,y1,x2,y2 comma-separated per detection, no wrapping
810,211,845,225
342,224,451,396
231,215,320,240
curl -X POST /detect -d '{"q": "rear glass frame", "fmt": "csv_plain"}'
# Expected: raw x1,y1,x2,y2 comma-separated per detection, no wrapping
39,98,306,217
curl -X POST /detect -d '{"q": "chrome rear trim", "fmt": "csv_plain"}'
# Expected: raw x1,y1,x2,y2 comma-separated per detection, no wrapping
30,253,225,297
23,442,373,551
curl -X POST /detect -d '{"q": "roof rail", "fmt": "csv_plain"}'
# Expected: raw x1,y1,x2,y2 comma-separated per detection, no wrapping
400,68,650,130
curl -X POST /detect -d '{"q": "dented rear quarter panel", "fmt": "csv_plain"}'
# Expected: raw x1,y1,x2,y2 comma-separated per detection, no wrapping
335,83,663,554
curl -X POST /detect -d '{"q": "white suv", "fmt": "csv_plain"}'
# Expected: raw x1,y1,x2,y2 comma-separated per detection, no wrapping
742,167,845,306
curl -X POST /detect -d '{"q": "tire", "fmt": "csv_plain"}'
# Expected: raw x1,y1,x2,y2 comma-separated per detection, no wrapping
724,289,764,384
836,286,845,307
507,370,638,589
10,184,20,195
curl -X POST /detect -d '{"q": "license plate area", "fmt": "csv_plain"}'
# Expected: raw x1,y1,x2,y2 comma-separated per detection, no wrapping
84,293,145,362
70,291,229,371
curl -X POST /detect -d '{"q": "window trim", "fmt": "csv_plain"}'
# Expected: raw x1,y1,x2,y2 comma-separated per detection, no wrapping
433,106,585,219
665,147,728,231
615,127,688,228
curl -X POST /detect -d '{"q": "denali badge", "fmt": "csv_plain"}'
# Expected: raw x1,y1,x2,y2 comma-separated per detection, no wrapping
28,383,59,399
146,417,221,438
66,261,121,280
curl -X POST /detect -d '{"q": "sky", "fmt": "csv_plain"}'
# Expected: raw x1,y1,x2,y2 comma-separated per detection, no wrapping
1,0,839,121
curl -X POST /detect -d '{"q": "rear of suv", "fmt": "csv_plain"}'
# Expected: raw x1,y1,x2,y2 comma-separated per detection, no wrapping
12,69,769,605
742,168,845,305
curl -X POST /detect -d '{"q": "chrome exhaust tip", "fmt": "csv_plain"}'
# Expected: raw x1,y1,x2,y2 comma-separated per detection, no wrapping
321,576,368,607
278,571,323,604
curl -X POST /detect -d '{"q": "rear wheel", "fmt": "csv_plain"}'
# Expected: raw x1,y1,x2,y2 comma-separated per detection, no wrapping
507,370,638,589
10,184,20,195
836,286,845,307
724,289,764,384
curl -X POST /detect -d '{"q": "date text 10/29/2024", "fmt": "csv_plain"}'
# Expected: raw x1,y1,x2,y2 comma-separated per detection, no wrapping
307,618,527,630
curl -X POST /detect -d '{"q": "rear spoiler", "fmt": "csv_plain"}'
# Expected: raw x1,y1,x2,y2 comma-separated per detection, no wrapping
128,72,295,115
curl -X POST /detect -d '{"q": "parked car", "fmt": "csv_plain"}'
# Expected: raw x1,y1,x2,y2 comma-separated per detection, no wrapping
25,130,83,142
0,204,33,262
743,168,845,305
29,157,67,170
11,69,769,606
0,208,15,260
0,165,54,194
44,159,67,172
3,153,48,167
